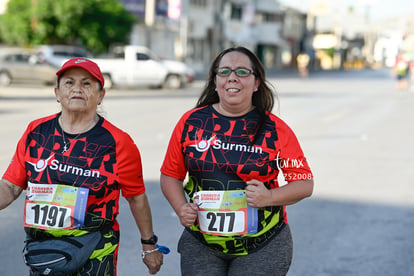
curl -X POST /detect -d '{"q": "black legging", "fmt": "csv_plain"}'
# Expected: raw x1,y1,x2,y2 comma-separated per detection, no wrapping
178,224,293,276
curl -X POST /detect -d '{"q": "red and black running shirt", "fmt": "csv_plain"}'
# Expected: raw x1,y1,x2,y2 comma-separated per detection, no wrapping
161,105,313,254
3,113,145,234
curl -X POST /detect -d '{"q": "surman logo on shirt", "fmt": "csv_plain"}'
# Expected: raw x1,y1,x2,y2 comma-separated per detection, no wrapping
191,136,217,152
27,154,55,172
191,135,263,154
27,155,100,177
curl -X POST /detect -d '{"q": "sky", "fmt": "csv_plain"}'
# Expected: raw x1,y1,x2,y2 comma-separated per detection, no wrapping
279,0,414,21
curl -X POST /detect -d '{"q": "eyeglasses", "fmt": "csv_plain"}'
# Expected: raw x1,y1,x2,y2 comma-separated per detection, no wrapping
216,67,254,77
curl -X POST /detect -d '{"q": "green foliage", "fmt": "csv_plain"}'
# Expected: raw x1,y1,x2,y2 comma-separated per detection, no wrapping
0,0,136,54
0,0,32,46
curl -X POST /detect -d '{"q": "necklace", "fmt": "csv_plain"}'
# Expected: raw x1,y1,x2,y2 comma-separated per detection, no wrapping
59,116,97,153
61,129,82,153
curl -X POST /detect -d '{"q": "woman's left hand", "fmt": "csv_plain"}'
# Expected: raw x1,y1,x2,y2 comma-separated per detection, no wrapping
142,246,163,274
245,180,271,208
246,178,314,207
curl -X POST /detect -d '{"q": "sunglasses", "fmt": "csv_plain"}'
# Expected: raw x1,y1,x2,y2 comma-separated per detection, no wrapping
216,67,254,77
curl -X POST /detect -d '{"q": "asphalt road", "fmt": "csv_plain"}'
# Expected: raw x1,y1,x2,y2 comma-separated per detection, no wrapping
1,68,413,276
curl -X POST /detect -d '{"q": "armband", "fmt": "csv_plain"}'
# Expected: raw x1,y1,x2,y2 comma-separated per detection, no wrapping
141,234,158,245
141,247,159,259
141,244,170,259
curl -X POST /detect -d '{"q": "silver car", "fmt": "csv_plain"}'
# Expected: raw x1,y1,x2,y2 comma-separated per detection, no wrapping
36,45,93,68
0,48,58,86
0,45,93,86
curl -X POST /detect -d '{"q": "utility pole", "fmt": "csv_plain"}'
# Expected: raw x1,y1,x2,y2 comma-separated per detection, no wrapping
145,0,155,48
179,0,189,61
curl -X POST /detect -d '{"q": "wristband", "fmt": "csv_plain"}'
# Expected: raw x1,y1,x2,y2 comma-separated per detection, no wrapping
141,244,171,259
141,234,158,245
141,247,159,259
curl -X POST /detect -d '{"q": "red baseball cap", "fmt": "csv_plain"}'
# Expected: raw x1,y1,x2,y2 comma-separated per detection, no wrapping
56,58,104,87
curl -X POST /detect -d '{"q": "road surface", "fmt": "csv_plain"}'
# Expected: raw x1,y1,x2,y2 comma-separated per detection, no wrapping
0,69,413,275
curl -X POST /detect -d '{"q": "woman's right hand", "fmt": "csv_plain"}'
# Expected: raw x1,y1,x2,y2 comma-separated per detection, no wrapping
178,202,198,227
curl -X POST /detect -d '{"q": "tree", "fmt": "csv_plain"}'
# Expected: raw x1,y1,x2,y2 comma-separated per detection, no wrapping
0,0,137,54
0,0,33,46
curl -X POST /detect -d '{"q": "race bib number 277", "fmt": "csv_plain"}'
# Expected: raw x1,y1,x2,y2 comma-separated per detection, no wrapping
194,190,258,236
24,182,89,230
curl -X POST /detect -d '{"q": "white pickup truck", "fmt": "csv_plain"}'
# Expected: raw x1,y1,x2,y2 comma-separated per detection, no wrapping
92,45,194,89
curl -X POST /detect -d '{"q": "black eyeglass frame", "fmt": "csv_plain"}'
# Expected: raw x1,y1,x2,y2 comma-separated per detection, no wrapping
215,67,255,77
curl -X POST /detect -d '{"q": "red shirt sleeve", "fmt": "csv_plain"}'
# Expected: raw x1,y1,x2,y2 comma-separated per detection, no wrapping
103,120,146,198
160,111,192,181
3,122,34,189
273,115,313,182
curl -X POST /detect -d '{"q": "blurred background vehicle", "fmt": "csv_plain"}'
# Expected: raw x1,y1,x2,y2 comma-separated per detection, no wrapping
36,45,93,68
0,45,93,86
0,44,194,89
92,45,194,89
0,47,57,86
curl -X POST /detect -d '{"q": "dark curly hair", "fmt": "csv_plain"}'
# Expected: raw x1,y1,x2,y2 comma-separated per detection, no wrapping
196,46,277,119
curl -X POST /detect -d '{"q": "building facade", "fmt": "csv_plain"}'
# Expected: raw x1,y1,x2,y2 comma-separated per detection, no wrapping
123,0,307,74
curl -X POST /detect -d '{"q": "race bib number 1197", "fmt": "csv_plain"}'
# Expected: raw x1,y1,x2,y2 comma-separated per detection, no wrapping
24,182,89,230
